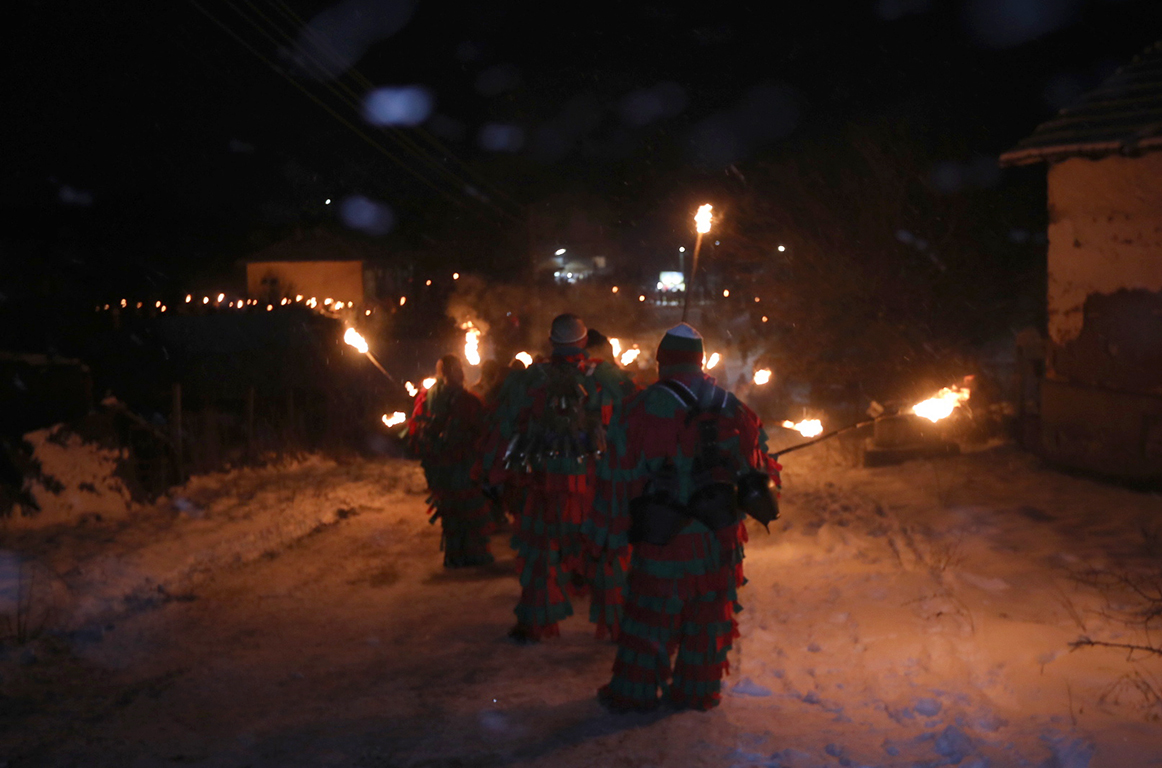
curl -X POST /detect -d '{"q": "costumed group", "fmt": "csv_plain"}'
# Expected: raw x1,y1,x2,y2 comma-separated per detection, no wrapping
406,314,781,713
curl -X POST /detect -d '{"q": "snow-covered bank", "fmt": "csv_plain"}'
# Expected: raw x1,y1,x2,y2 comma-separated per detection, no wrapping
2,454,427,633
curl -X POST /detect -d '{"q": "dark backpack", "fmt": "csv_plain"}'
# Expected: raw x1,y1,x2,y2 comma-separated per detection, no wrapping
503,361,605,470
628,379,778,546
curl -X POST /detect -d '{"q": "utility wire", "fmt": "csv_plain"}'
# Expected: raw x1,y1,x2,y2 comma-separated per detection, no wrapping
187,0,493,217
260,0,524,214
231,0,522,222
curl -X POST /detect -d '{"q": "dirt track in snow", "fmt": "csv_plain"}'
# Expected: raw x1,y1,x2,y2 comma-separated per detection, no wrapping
2,444,1162,767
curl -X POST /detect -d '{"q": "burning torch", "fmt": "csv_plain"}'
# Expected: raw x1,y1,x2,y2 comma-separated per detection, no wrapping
682,203,713,322
343,327,395,382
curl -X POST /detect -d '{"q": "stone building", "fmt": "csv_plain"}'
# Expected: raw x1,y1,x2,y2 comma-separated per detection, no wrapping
1000,41,1162,480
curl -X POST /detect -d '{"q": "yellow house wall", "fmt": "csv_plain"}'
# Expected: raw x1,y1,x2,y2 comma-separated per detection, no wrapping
245,260,365,304
1046,152,1162,345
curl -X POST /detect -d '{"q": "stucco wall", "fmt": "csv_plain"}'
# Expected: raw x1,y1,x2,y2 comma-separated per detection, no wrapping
1046,152,1162,346
246,260,365,304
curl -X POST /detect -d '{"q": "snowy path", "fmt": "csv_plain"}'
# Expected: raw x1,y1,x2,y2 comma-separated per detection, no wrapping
2,445,1161,767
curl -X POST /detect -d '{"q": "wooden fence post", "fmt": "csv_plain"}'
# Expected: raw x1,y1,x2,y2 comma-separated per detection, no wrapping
171,382,184,483
246,386,256,461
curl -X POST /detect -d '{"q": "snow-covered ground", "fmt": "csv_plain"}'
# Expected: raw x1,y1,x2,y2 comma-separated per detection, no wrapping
1,439,1160,767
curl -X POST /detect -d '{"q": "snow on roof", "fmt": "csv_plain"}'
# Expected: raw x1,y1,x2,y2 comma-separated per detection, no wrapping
1000,39,1162,167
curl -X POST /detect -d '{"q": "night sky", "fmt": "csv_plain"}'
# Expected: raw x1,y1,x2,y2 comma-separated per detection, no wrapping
5,0,1160,312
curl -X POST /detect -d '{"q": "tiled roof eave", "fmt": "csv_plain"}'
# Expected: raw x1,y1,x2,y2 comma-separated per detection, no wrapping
999,135,1162,166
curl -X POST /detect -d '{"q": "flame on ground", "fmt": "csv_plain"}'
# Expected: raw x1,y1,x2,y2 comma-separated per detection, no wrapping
343,327,369,354
912,386,970,423
782,419,824,438
382,412,406,428
405,381,418,398
620,347,641,366
753,368,772,385
461,321,482,366
422,377,437,390
515,351,533,367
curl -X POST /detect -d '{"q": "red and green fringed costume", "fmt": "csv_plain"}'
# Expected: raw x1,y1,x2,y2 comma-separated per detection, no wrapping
409,380,494,568
594,368,780,711
479,349,618,640
582,357,640,640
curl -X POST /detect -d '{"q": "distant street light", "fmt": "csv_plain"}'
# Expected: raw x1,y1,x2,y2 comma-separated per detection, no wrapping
682,204,713,322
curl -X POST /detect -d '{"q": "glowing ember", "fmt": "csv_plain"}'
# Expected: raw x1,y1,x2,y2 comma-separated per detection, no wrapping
620,348,641,366
762,316,768,322
343,327,369,354
453,272,460,280
695,203,713,234
405,381,418,397
425,279,432,286
912,386,970,423
706,352,720,369
753,368,772,385
782,418,823,438
611,286,619,293
638,294,645,302
185,294,192,303
609,338,622,358
722,289,730,298
422,377,437,390
382,412,407,428
399,296,406,306
461,321,482,366
515,351,533,366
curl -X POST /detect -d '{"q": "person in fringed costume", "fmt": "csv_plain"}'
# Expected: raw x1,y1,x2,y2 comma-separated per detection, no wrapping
480,314,617,643
594,323,781,711
581,328,640,639
408,354,494,568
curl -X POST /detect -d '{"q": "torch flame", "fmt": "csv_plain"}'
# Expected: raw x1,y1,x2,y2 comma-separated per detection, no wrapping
705,352,720,369
343,327,369,354
912,386,970,423
405,381,418,397
422,377,437,390
695,203,713,234
609,338,622,359
382,412,407,428
753,368,772,385
515,351,533,367
461,321,482,366
620,347,641,366
782,418,823,438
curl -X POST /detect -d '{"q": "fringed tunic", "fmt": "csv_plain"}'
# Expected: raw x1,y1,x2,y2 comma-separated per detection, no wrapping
594,372,780,710
480,350,618,640
409,381,493,567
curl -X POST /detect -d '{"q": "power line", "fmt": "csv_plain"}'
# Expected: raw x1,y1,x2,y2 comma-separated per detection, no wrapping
260,0,524,213
187,0,515,221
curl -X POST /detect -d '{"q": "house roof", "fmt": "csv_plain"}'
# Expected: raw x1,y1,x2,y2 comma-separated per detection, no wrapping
1000,39,1162,167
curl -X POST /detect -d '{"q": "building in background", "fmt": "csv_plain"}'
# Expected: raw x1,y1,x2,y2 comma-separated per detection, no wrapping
243,229,411,306
1000,40,1162,480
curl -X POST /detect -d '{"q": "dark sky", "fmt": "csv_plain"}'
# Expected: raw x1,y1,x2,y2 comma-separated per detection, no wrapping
5,0,1160,287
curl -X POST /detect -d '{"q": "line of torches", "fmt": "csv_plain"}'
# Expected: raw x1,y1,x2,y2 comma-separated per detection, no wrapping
346,325,972,439
96,293,371,316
